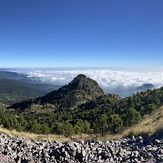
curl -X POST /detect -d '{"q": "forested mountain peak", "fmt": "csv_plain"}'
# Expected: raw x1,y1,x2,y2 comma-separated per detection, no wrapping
9,74,104,110
63,74,104,95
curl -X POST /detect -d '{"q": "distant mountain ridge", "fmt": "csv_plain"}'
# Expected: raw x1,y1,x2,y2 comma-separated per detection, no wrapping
0,71,60,104
136,83,155,91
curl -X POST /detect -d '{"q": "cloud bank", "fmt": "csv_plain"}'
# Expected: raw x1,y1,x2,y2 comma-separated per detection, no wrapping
12,68,163,96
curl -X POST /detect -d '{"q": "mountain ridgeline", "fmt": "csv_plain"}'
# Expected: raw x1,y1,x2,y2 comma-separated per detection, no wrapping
1,74,163,136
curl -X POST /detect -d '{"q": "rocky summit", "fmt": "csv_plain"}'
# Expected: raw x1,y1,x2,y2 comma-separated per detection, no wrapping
0,133,163,163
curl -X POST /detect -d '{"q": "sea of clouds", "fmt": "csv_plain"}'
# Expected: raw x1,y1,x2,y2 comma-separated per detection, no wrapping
10,68,163,96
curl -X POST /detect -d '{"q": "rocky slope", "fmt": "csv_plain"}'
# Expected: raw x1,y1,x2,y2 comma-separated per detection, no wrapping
0,132,163,163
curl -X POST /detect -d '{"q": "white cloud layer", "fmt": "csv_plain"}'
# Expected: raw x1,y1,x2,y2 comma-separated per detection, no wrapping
12,68,163,92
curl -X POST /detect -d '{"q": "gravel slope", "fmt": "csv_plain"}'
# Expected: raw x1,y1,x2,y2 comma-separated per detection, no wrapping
0,133,163,163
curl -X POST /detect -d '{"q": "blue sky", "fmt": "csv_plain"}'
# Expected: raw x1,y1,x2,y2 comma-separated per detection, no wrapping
0,0,163,67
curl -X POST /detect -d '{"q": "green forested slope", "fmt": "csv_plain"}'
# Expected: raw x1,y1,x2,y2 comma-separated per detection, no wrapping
1,74,163,136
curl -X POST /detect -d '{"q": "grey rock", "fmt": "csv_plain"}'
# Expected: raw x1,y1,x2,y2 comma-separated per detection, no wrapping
0,133,162,163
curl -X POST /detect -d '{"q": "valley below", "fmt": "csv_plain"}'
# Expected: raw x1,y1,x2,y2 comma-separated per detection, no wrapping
0,70,60,104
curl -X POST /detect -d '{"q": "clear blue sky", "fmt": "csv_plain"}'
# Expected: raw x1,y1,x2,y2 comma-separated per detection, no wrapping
0,0,163,67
